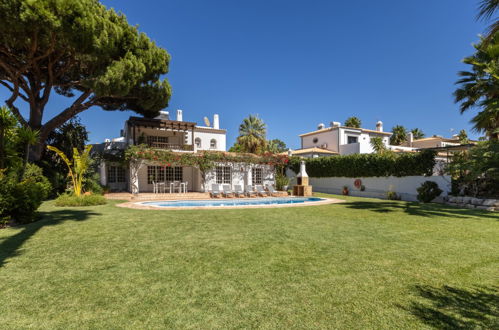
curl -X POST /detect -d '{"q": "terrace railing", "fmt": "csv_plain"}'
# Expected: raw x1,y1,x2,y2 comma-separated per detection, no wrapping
148,142,194,151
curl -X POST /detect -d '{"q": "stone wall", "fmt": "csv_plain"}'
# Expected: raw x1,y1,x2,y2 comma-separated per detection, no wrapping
446,196,499,212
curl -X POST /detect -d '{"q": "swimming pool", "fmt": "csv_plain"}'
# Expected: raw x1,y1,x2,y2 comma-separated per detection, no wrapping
138,197,328,209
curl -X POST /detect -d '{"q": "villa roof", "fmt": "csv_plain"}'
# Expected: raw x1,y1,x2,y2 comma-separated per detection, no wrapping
291,147,338,155
299,126,392,137
410,136,478,144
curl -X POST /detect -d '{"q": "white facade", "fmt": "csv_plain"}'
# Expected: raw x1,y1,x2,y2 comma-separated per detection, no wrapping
192,127,226,151
97,109,275,193
296,121,392,157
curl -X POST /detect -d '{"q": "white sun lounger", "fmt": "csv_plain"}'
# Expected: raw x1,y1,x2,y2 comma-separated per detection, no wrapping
245,185,257,197
255,185,270,197
234,185,245,197
266,184,279,197
210,184,221,198
222,184,234,198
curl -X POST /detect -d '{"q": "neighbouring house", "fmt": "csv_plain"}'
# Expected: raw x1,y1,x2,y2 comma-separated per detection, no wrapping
290,121,392,157
389,133,478,174
95,110,276,193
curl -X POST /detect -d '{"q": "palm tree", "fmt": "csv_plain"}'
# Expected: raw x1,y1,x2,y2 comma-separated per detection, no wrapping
237,115,267,154
390,125,407,145
0,106,17,169
454,34,499,140
477,0,499,42
411,128,425,140
17,126,40,179
344,116,362,128
370,137,386,154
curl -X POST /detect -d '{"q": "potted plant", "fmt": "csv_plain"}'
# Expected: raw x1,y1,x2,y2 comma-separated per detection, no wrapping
342,185,349,195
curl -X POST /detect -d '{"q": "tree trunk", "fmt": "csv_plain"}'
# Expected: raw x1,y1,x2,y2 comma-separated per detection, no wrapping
30,139,46,162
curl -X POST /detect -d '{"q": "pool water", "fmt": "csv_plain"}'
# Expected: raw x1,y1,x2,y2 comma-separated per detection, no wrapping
140,197,325,208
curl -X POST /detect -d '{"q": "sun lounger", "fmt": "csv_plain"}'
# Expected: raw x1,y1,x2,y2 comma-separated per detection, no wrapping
222,184,234,198
245,185,257,197
210,184,221,198
255,185,270,197
234,185,245,197
266,184,279,197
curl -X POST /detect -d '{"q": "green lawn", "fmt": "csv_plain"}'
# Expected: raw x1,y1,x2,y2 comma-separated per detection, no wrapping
1,194,498,329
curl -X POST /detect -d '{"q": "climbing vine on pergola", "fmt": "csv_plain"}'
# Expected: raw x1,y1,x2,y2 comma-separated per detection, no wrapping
124,145,290,193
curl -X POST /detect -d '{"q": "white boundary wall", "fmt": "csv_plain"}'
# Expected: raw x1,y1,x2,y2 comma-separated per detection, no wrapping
307,175,452,202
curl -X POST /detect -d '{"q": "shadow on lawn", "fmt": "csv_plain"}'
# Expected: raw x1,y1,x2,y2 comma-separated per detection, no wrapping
405,285,499,329
0,209,99,268
343,200,499,220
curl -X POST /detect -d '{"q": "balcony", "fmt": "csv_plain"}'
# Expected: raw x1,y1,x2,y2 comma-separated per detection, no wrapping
147,142,194,151
339,142,360,155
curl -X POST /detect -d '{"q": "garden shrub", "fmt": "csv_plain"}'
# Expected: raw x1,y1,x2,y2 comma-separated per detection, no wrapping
23,163,52,197
275,172,290,190
386,191,401,200
0,166,51,224
417,181,442,203
54,194,107,207
447,141,499,198
289,150,436,178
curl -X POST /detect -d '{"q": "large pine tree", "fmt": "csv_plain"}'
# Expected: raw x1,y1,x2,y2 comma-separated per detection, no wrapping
0,0,172,159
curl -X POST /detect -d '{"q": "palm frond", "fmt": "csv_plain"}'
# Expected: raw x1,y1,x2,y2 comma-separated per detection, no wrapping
477,0,499,21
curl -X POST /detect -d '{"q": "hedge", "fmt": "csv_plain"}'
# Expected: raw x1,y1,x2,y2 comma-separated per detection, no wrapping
289,150,436,178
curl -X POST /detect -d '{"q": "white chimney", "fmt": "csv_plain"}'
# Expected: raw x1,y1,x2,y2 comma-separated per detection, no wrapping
408,132,414,147
176,109,183,122
376,121,383,132
330,121,341,127
317,123,325,130
213,114,219,129
156,111,169,120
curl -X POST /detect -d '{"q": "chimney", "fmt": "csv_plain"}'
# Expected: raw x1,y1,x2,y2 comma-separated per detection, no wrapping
408,132,414,147
156,111,169,120
330,121,341,128
376,121,383,132
213,114,220,129
176,109,183,121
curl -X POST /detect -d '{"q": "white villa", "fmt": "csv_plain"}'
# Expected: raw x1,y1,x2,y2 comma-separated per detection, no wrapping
291,121,392,157
96,110,275,193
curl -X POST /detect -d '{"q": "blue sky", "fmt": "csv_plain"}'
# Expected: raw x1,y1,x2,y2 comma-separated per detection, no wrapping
1,0,488,148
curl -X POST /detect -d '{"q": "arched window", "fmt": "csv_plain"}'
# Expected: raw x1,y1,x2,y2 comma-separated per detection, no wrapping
195,137,201,148
210,139,217,149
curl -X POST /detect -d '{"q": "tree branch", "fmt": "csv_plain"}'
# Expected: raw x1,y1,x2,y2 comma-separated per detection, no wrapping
40,90,92,137
4,82,28,126
0,80,29,101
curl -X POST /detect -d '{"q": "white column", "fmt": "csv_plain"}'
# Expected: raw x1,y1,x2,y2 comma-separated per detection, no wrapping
130,160,142,194
247,167,253,187
100,162,107,186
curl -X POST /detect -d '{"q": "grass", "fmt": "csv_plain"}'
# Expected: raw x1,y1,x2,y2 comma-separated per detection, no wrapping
0,193,498,328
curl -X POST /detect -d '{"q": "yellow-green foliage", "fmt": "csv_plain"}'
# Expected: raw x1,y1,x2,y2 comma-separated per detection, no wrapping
47,145,92,196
